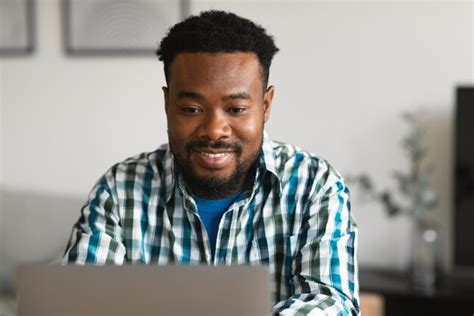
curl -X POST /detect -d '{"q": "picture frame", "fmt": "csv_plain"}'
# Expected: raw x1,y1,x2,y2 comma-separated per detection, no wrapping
0,0,35,56
63,0,189,56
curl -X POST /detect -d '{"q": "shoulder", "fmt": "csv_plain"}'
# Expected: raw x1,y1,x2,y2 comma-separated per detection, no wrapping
270,139,340,177
269,140,346,200
102,144,169,185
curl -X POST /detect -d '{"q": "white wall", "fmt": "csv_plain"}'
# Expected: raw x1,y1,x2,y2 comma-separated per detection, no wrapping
0,56,4,289
1,0,472,291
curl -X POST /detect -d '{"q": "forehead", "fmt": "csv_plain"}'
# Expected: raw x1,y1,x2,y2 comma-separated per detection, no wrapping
167,52,264,95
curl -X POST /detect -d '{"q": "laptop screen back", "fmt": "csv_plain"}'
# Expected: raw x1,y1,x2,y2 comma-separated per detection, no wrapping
16,264,271,316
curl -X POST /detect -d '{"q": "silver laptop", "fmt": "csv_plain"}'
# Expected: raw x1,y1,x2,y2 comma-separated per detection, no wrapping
16,264,271,316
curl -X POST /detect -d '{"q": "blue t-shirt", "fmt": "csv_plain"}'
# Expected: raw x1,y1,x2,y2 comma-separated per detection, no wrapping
194,191,241,258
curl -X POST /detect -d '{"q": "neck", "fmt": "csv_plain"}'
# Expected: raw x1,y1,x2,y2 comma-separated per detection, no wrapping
186,165,256,199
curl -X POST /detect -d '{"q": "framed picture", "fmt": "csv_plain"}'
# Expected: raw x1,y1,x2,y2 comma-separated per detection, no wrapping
63,0,189,56
0,0,35,56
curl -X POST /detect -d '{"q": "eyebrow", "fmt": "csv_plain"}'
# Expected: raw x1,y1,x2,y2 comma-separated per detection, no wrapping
222,92,251,101
176,91,252,101
176,91,204,100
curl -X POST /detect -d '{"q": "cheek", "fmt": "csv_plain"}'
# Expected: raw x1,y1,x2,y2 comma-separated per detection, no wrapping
168,117,196,142
233,121,264,158
167,126,190,157
234,116,264,141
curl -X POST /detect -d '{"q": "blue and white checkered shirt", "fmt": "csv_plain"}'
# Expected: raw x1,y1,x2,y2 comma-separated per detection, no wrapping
63,133,359,315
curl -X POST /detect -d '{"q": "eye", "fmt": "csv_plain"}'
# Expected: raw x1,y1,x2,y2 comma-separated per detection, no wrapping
180,107,201,115
228,107,246,114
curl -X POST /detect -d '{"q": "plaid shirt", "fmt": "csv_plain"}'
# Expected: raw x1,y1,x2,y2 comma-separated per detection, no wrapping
63,133,359,315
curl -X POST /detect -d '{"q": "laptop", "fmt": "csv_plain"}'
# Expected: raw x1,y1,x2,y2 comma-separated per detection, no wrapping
16,264,271,316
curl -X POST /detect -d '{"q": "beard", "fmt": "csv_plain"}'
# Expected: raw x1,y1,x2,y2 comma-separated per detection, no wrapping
171,138,261,199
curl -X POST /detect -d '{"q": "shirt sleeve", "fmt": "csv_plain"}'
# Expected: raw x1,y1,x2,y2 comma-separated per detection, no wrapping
273,169,360,315
62,171,126,265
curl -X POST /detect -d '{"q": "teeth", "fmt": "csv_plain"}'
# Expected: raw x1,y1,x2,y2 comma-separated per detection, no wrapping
200,152,229,158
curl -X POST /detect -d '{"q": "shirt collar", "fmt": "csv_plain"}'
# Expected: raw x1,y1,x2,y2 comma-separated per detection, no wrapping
259,131,279,179
149,143,176,206
256,131,282,194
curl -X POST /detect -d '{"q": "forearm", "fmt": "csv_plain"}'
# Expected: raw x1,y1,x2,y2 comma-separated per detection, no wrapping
273,244,359,315
63,175,126,265
274,291,358,315
274,172,359,315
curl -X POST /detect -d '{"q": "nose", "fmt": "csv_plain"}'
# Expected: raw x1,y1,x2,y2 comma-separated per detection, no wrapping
198,111,231,141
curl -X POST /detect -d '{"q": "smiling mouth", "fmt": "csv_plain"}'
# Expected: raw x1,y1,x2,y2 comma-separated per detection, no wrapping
193,150,234,169
199,151,231,158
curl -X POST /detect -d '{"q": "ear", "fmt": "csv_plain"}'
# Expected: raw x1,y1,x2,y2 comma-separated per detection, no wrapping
263,86,274,123
162,86,169,113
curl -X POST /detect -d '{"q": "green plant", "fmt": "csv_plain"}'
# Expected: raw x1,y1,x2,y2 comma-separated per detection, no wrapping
349,111,438,218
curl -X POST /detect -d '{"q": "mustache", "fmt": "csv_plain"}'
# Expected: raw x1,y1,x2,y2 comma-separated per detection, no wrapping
186,139,243,154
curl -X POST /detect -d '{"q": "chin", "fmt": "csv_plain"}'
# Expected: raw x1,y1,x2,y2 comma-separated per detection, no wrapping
193,169,235,182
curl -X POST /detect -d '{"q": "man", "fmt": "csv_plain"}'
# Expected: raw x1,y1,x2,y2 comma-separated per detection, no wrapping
63,10,359,315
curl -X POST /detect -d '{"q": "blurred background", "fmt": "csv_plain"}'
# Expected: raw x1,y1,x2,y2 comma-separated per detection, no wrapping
1,0,473,314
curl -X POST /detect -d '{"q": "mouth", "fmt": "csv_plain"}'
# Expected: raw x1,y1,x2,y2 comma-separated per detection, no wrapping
193,150,234,169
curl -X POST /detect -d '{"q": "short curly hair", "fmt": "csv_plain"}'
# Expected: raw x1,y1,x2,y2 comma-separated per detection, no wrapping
156,10,279,88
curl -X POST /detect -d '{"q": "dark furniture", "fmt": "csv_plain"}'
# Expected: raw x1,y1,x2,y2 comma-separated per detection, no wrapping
360,268,474,316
